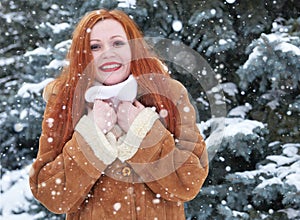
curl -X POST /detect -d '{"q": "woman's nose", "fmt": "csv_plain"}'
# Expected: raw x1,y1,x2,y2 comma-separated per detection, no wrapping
101,45,116,59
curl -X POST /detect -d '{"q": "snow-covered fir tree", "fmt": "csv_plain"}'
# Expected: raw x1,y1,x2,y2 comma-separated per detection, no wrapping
1,0,299,219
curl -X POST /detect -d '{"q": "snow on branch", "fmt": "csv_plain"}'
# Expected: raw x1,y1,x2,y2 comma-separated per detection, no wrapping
17,78,54,98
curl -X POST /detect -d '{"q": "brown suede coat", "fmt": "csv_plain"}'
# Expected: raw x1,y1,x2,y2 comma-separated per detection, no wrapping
29,77,208,220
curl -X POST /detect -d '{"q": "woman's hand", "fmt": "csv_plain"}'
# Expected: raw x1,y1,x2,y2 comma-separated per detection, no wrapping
117,100,145,132
88,99,117,134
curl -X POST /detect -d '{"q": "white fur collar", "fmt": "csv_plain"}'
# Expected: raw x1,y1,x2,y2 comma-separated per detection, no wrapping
85,75,138,103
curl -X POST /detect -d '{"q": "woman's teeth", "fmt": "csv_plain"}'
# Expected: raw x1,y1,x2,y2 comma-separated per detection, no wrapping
101,63,121,70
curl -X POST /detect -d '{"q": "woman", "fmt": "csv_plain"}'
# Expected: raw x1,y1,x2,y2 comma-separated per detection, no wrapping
29,9,208,220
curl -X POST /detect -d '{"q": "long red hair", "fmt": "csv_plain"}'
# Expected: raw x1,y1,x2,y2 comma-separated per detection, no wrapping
44,9,178,154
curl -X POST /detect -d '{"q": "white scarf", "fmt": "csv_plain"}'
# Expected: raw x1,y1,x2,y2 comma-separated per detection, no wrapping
85,75,138,104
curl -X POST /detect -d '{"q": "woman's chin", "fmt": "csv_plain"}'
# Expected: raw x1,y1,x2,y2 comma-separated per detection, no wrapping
102,79,121,86
100,73,130,86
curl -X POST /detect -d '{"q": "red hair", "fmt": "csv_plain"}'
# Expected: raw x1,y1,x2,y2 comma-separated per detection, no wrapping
44,9,178,153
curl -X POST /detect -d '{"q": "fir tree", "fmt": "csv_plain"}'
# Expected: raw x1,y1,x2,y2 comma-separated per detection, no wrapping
1,0,300,219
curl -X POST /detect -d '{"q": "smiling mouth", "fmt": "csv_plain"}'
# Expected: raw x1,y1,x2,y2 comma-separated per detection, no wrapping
100,62,122,72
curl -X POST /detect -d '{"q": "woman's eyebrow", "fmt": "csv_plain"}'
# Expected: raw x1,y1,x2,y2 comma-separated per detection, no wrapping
110,35,125,39
90,35,125,42
90,39,101,42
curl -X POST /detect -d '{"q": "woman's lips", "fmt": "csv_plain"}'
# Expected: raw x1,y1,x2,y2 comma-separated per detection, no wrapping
99,62,122,72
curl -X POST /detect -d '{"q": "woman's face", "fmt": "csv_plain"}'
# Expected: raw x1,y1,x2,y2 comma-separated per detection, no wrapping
90,19,132,85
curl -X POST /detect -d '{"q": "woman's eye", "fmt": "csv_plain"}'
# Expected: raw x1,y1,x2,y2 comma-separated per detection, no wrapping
113,41,126,47
90,44,101,51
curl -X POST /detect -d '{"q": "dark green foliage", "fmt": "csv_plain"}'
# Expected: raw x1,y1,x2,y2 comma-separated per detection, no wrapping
27,197,65,220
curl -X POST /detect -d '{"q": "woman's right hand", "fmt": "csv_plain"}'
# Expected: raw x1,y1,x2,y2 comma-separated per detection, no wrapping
88,99,117,134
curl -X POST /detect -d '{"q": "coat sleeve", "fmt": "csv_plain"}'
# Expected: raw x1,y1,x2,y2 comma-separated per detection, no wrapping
127,79,209,202
29,83,113,214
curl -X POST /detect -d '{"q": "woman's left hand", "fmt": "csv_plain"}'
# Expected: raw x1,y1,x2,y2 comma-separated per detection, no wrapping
88,99,117,134
117,100,145,132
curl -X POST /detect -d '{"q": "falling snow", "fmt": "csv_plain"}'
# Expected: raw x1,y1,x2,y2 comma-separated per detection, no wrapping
113,202,121,211
172,20,183,32
1,1,299,219
159,109,168,118
13,123,25,132
226,0,236,4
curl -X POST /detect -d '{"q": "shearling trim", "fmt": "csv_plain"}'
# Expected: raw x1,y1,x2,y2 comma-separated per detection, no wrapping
118,107,159,162
117,142,138,162
75,115,117,165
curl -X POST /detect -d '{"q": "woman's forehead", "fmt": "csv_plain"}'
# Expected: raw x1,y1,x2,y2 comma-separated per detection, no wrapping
90,19,127,40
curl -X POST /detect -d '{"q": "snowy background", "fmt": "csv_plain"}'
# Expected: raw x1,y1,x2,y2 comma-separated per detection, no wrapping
1,0,300,219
